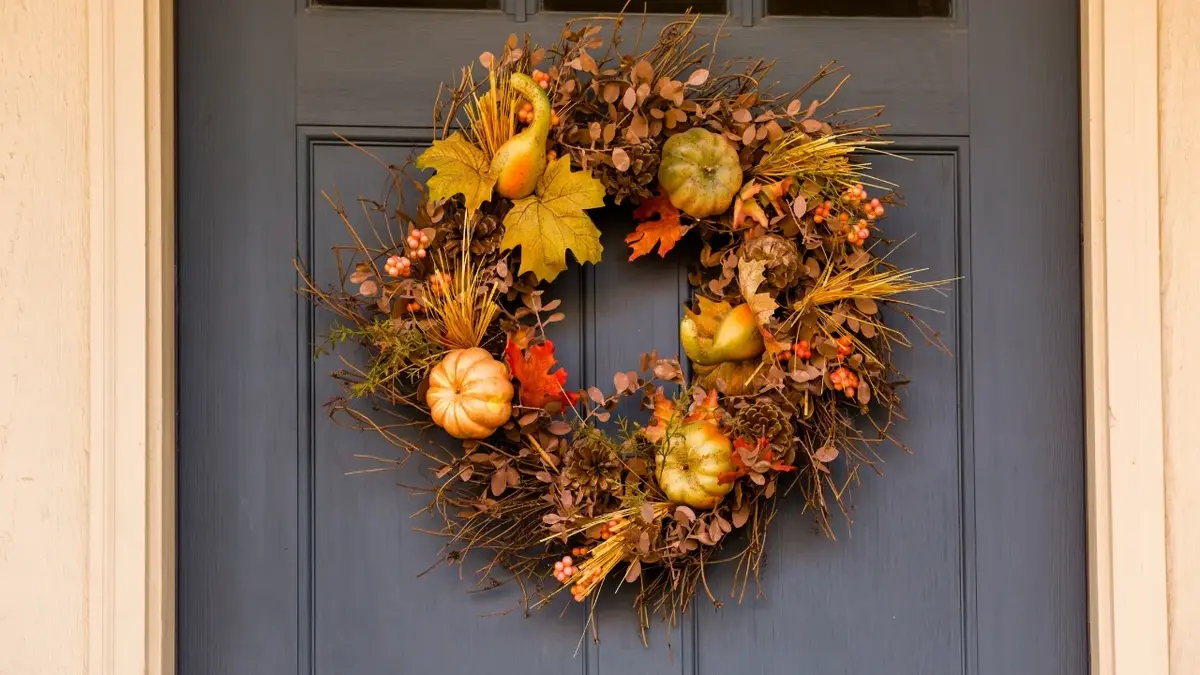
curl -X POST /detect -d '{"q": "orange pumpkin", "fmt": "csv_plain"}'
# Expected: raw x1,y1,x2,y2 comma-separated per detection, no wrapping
658,128,743,218
426,348,514,439
655,420,735,509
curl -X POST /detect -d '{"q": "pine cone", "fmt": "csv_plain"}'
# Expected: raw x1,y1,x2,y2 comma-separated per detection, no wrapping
562,434,623,496
741,234,802,290
733,400,792,446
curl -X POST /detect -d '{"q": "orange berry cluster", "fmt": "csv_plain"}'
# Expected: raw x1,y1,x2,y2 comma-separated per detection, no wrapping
830,366,860,399
835,335,854,359
404,301,423,313
406,227,430,259
795,339,813,360
384,255,411,278
844,184,887,220
552,555,577,583
599,516,627,540
570,568,604,603
516,101,560,126
812,200,835,224
429,270,451,291
531,69,551,90
846,219,871,246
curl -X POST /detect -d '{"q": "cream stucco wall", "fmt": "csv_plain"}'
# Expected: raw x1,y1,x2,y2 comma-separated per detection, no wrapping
0,2,91,674
1160,0,1200,671
0,1,1197,674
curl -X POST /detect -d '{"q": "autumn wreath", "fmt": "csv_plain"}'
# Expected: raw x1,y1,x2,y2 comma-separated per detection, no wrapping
299,13,944,640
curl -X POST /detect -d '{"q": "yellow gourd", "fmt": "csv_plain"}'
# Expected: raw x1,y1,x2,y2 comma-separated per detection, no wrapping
679,298,764,366
657,128,744,218
490,73,551,199
655,420,735,509
426,348,514,440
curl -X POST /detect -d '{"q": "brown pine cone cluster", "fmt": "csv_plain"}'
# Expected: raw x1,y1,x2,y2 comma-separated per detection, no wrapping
733,400,793,446
741,234,802,291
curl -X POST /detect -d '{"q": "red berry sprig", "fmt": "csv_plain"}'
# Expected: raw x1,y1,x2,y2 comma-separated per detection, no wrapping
384,255,412,278
407,227,430,260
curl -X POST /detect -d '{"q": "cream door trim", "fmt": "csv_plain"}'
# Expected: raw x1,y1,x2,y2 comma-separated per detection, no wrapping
1082,0,1171,674
87,0,174,673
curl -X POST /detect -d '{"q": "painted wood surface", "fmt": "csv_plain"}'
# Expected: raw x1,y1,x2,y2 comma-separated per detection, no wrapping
177,1,1086,673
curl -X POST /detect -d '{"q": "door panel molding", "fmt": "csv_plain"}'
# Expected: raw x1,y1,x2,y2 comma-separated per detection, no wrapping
296,11,967,135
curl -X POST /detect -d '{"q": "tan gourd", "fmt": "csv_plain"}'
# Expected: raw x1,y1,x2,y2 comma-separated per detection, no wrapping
426,348,514,439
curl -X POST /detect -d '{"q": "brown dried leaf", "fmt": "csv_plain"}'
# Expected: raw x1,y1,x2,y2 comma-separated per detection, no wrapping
490,470,506,496
603,82,621,104
358,280,378,297
641,502,656,524
854,297,879,315
612,147,631,172
479,51,495,69
687,68,709,86
786,99,802,115
732,108,753,124
801,119,824,134
675,505,696,522
624,559,642,583
814,446,839,463
547,420,571,435
613,371,630,393
587,386,605,404
857,382,872,405
622,85,637,111
633,59,654,85
603,123,617,144
732,504,750,528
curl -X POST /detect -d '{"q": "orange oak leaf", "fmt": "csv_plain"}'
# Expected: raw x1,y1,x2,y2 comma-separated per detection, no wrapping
759,177,794,215
732,182,768,230
683,389,721,424
505,338,580,414
627,191,686,261
644,389,677,443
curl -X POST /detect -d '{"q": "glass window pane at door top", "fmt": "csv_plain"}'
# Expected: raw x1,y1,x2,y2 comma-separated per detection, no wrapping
542,0,725,12
768,0,950,17
317,0,501,7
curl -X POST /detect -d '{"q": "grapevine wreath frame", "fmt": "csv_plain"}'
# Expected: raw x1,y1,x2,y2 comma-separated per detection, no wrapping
298,12,947,643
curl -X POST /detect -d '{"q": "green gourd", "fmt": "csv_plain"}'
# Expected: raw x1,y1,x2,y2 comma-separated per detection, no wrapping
490,73,551,199
658,128,743,218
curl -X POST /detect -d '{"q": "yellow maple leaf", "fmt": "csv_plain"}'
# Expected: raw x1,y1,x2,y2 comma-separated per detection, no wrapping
500,156,605,282
415,132,497,213
738,260,777,326
738,259,788,356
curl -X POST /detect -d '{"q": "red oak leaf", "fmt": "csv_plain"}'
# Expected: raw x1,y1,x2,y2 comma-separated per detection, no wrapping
627,191,686,261
718,436,795,484
505,338,580,414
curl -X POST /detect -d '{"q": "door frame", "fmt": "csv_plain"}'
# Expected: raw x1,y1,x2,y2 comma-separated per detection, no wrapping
85,0,1168,672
